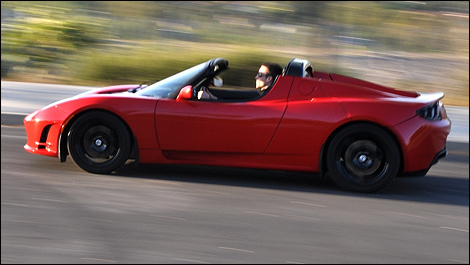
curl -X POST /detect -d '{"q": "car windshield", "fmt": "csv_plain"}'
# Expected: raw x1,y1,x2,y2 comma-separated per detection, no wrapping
135,62,207,98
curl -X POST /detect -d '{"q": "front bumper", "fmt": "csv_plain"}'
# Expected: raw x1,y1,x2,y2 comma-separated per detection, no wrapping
23,107,69,157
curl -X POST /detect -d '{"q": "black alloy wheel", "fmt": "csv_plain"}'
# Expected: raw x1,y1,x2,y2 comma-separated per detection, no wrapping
326,123,401,192
67,111,132,174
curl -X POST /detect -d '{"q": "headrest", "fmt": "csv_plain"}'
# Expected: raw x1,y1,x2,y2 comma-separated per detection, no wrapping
283,58,313,78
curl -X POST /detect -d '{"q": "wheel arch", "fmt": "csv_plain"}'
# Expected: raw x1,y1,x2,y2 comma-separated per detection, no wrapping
59,109,138,163
319,121,404,177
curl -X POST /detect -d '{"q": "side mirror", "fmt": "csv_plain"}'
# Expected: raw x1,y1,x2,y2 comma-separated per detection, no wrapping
176,85,193,101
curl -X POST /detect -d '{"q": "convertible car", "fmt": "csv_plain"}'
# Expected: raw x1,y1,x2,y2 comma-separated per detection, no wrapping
24,58,451,192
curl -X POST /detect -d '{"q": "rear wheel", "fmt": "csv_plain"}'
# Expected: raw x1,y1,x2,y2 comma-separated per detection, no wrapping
326,124,401,192
67,111,132,174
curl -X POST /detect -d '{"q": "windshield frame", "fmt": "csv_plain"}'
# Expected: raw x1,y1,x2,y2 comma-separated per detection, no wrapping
135,61,208,98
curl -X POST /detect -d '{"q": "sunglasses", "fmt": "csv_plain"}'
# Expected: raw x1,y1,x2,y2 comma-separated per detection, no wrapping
256,72,270,78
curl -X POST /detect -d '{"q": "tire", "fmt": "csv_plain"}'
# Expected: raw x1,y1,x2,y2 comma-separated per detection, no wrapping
67,111,132,174
326,124,400,192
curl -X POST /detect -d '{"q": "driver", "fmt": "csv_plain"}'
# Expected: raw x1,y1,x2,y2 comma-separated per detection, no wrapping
198,62,283,100
255,62,283,95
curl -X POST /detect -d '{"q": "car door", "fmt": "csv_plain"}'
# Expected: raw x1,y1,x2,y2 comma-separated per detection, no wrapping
154,99,287,153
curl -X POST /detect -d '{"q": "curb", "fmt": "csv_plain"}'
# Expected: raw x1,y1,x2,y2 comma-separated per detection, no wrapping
1,113,25,126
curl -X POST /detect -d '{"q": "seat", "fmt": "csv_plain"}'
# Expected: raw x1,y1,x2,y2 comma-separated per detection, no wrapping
283,58,313,78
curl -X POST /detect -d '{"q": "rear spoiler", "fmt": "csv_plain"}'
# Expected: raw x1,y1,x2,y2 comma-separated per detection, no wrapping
416,92,444,103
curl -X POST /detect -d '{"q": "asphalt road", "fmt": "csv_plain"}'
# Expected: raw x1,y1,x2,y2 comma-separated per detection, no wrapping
1,126,468,263
1,81,469,263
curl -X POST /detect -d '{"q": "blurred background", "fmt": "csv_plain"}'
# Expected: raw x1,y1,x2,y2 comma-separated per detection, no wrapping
1,1,468,106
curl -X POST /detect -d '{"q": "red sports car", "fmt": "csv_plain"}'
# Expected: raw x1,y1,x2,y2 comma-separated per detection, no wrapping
24,58,451,192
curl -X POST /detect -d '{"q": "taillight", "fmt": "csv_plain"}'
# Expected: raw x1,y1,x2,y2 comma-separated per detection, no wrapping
417,101,443,121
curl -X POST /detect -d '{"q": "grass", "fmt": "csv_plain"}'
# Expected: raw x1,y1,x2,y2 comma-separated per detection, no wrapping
2,41,468,107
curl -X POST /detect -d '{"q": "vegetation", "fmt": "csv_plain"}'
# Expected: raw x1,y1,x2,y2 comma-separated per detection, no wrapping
1,1,468,106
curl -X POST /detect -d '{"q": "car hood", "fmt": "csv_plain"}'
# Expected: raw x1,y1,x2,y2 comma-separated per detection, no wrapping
35,84,146,115
77,84,145,96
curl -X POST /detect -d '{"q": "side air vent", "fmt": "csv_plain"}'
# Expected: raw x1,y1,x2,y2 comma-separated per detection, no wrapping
39,125,52,143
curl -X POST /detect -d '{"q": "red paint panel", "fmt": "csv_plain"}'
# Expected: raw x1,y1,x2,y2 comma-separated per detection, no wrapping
155,99,287,153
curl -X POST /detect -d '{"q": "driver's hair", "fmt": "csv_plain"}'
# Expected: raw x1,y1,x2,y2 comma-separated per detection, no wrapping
262,62,283,79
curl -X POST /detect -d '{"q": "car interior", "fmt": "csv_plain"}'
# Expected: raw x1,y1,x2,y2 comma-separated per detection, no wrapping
198,58,314,102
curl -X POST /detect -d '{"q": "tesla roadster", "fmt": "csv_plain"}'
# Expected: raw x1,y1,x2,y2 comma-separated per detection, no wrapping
24,58,451,192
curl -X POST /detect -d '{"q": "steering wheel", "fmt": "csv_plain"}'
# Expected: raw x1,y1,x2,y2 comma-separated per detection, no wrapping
195,78,212,99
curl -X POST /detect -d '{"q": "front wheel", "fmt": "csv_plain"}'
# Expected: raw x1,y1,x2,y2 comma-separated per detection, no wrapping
326,124,401,192
67,111,132,174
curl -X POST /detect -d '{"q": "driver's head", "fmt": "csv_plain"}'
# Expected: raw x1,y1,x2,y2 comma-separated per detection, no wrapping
255,62,283,91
